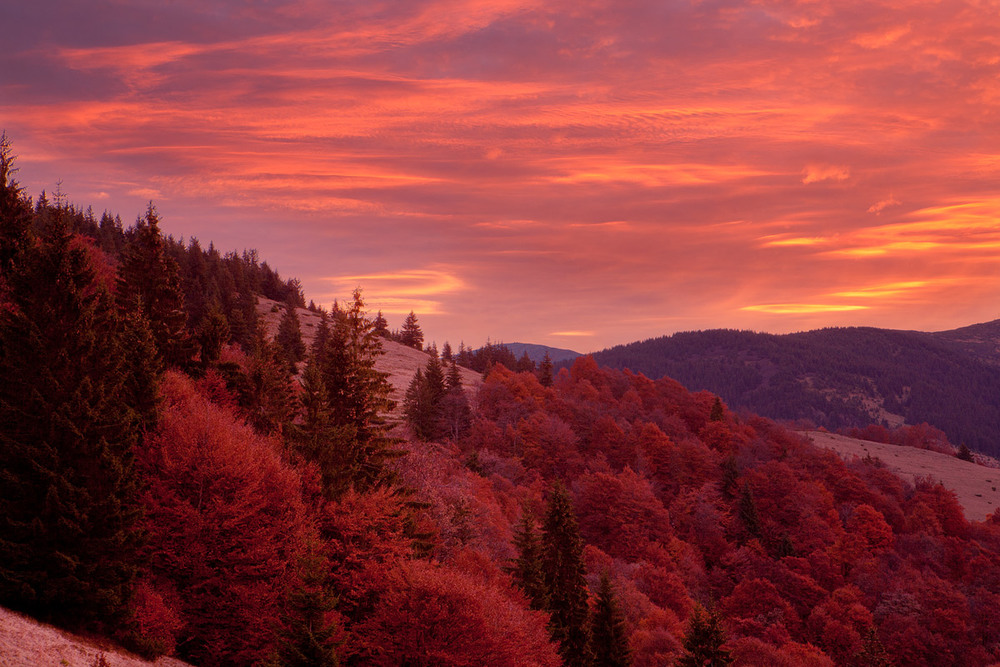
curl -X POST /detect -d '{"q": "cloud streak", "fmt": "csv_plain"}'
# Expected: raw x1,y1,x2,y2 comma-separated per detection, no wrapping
3,0,1000,349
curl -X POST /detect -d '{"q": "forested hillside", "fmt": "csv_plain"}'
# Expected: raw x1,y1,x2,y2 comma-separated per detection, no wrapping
585,327,1000,456
7,135,1000,667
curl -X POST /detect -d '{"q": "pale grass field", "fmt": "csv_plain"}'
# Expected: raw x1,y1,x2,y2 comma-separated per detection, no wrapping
0,607,191,667
805,430,1000,522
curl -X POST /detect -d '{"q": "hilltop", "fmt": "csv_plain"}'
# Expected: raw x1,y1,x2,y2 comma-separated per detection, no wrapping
586,324,1000,455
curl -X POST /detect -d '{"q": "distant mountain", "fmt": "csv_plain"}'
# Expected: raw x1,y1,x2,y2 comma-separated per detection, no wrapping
585,324,1000,456
505,342,581,364
932,319,1000,366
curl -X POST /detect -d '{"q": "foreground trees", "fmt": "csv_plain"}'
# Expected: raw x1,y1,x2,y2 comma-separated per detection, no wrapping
0,194,152,632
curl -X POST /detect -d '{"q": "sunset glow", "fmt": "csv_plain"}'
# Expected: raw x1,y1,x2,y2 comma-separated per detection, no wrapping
4,0,1000,349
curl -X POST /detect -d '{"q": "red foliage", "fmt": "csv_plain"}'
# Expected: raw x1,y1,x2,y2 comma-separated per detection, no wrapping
138,371,311,666
351,560,560,666
574,468,671,560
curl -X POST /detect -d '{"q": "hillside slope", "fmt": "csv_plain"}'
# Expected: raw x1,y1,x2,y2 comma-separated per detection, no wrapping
587,326,1000,455
806,431,1000,521
256,297,483,411
0,607,191,667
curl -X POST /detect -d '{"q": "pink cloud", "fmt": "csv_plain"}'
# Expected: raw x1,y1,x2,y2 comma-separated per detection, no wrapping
3,0,1000,349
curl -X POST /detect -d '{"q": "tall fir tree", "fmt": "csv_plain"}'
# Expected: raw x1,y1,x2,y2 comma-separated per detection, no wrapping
0,131,33,274
309,289,403,495
538,352,554,388
0,211,150,632
591,572,631,667
276,296,307,373
269,540,340,667
399,310,423,350
116,204,195,369
542,481,594,667
510,508,547,611
677,605,732,667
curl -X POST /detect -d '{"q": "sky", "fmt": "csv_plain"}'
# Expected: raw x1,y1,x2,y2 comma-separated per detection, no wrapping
3,0,1000,352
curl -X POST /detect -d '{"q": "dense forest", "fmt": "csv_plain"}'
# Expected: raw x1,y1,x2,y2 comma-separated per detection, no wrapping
583,327,1000,456
6,134,1000,666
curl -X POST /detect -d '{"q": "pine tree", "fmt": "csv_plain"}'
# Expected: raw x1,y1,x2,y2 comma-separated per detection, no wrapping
197,305,230,367
372,310,389,338
591,571,631,667
311,289,403,495
400,310,423,350
738,482,762,539
0,131,33,274
0,213,147,632
276,297,306,372
677,605,732,667
854,627,893,667
269,541,340,667
510,508,547,610
542,481,594,667
538,352,554,387
709,396,725,422
116,204,195,368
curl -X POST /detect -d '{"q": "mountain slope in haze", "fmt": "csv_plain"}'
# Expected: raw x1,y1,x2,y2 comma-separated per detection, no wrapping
933,318,1000,366
586,325,1000,456
505,342,581,363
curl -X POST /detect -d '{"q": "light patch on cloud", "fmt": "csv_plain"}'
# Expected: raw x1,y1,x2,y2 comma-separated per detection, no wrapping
741,304,870,314
853,25,912,49
868,196,901,214
802,165,850,184
549,331,595,337
760,235,829,247
324,268,465,314
831,281,928,298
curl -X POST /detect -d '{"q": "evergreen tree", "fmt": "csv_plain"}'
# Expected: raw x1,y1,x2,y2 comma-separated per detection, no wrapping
269,541,340,667
677,605,732,667
510,509,547,610
957,443,974,462
719,455,740,501
854,627,893,667
311,289,403,495
243,326,299,435
441,341,453,362
738,482,762,539
276,297,306,372
372,310,389,338
0,213,147,632
539,352,554,387
591,571,631,667
542,481,594,667
400,310,423,350
0,131,33,274
197,305,230,367
116,204,195,368
709,396,725,422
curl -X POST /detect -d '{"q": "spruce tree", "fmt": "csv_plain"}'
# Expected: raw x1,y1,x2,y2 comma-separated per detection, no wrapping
538,352,554,387
400,310,423,350
0,131,33,274
510,509,548,610
738,483,762,539
116,204,195,368
542,481,594,667
269,542,340,667
276,297,306,372
311,289,403,494
372,310,389,338
0,213,147,632
709,397,725,422
591,571,631,667
677,605,732,667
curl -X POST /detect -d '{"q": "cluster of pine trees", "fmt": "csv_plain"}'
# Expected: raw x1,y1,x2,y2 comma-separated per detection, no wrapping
403,346,471,441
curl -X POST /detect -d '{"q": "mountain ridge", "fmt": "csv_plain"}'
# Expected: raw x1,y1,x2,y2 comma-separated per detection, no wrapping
583,321,1000,455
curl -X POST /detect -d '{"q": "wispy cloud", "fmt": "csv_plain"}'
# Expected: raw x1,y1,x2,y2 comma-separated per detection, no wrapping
4,0,1000,347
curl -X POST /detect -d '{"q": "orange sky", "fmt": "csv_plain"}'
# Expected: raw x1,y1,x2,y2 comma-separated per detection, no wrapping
3,0,1000,351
